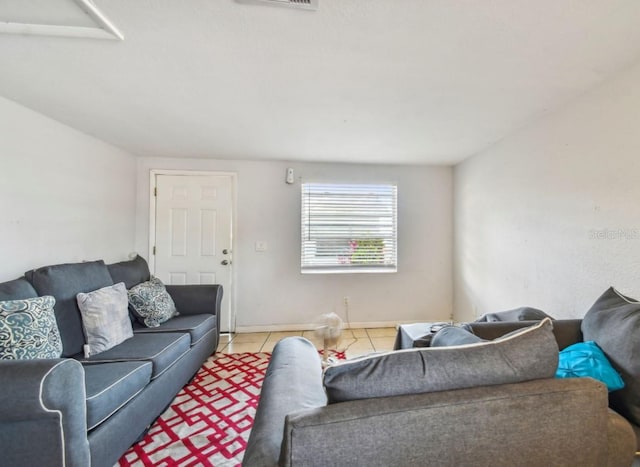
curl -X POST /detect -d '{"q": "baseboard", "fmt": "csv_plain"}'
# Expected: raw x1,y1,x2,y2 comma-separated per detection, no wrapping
233,320,438,334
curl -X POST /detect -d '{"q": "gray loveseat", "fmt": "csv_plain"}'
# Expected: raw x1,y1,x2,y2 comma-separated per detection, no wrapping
0,255,222,467
243,319,636,467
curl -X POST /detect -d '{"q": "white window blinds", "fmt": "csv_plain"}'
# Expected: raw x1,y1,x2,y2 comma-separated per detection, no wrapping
301,183,398,273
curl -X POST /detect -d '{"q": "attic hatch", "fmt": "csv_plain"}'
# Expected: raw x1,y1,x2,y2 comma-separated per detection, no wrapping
236,0,319,11
0,0,123,40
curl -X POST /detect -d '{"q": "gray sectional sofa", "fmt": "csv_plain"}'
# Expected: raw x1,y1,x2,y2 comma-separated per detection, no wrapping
244,319,636,467
0,256,222,467
467,318,640,457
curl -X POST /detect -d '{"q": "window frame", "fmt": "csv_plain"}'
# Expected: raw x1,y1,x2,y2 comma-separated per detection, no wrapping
300,182,398,274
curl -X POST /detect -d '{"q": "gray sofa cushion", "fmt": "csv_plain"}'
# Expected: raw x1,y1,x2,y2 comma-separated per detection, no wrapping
475,306,553,322
463,319,583,351
0,278,38,301
582,287,640,425
324,318,558,403
107,255,151,290
430,326,486,347
132,314,216,345
25,261,114,357
83,361,152,430
78,332,190,380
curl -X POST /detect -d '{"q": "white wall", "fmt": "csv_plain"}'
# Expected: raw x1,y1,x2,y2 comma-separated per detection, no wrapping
454,61,640,322
0,96,137,281
136,158,453,329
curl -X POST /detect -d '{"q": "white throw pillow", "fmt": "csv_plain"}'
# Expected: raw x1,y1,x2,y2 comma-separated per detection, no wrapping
77,282,133,357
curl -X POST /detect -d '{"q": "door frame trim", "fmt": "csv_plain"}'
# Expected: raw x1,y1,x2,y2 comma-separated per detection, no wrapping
148,169,238,332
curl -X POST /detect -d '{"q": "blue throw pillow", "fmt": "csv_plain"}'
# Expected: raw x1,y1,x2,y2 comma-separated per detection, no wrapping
556,341,624,392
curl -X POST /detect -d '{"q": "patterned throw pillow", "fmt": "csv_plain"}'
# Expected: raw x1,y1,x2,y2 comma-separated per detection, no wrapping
0,296,63,359
77,282,134,357
128,277,178,328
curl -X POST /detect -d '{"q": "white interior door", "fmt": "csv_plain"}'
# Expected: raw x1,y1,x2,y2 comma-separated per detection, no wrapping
153,174,234,332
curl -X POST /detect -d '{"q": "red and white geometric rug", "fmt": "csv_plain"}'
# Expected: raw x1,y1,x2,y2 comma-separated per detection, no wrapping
118,352,269,467
118,350,344,467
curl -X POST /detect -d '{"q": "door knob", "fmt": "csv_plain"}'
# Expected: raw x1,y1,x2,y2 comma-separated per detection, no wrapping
221,260,229,266
222,249,229,255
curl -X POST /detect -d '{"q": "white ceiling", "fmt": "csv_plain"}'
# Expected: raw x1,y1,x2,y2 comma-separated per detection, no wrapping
1,0,640,165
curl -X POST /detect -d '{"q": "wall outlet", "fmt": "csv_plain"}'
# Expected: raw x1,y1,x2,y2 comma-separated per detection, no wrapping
255,240,268,252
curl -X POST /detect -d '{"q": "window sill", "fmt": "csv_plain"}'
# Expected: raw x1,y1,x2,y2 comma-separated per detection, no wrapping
301,267,397,274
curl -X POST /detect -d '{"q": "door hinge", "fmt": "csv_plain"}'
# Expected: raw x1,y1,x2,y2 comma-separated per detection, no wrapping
152,246,156,255
154,187,157,197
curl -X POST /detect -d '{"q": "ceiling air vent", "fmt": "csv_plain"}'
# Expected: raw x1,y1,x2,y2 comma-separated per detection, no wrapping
237,0,319,11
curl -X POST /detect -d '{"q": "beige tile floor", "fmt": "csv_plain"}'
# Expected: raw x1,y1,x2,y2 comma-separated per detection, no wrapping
216,327,397,359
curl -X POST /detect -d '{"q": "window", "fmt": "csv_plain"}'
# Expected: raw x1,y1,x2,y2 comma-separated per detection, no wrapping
301,183,397,273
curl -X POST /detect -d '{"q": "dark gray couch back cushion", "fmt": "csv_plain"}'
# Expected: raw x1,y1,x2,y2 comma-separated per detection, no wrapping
107,255,151,290
464,319,583,351
25,261,114,357
0,278,38,301
430,325,486,347
476,307,554,322
324,318,559,404
582,287,640,425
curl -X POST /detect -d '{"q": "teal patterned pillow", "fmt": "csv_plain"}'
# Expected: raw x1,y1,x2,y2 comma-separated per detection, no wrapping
128,277,178,328
0,296,63,359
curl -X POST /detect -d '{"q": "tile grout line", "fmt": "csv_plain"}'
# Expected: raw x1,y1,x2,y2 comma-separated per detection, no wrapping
365,329,375,350
259,332,272,352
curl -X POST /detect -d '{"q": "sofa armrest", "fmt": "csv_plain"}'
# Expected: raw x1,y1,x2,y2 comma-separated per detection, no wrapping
465,318,583,350
281,378,623,467
0,359,90,467
243,337,326,467
607,409,636,467
166,284,223,326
